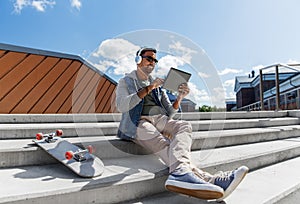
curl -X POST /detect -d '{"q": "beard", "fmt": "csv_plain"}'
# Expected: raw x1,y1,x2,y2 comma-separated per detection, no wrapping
140,65,155,75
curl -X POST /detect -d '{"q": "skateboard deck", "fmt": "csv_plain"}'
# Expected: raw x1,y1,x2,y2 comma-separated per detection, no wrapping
33,130,104,178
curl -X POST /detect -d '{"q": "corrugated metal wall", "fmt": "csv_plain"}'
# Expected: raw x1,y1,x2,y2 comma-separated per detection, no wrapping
0,44,117,114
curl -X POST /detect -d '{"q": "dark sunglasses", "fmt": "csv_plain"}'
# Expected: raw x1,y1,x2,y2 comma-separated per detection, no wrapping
141,56,158,64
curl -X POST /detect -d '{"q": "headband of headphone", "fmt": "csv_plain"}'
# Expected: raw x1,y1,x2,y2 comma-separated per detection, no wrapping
135,47,156,64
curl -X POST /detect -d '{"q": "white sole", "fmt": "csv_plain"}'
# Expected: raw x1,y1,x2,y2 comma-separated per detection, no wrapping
165,180,224,200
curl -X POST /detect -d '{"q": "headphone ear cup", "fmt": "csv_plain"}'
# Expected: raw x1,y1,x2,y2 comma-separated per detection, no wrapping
135,55,142,64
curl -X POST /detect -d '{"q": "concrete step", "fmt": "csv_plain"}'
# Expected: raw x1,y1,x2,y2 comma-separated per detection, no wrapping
225,156,300,204
174,110,288,121
1,137,300,204
192,124,300,149
190,117,300,131
124,156,300,204
2,124,300,168
2,125,300,168
0,117,299,139
0,111,289,124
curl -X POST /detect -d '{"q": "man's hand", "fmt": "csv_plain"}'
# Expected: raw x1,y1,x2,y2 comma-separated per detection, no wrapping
173,83,190,109
177,83,190,100
138,78,164,98
151,78,164,89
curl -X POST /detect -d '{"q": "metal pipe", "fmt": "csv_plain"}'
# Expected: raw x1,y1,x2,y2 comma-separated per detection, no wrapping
259,69,264,110
275,65,280,110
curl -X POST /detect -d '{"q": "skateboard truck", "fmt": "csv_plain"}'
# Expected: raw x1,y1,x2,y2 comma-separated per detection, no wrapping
36,129,63,143
65,145,94,162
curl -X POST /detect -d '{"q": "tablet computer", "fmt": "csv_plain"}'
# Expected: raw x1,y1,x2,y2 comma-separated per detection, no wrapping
163,67,191,92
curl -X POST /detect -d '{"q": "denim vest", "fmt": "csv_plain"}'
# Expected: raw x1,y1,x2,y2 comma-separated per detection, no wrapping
117,76,164,141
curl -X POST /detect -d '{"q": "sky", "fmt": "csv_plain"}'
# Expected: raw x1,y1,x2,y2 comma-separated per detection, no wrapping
1,0,300,108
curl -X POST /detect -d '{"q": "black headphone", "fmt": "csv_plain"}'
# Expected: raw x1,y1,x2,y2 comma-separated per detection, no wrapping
135,47,157,64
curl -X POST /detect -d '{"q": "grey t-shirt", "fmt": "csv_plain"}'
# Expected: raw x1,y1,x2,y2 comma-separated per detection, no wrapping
138,78,165,116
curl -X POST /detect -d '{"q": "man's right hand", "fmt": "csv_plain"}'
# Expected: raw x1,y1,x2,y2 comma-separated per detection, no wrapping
151,78,164,89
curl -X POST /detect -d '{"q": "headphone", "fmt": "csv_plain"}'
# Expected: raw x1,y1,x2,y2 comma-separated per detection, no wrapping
135,47,156,64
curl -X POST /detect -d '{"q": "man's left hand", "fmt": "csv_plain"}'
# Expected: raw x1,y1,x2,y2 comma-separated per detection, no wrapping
177,83,190,100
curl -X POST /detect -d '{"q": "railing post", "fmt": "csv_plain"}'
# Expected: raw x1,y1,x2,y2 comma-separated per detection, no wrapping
275,65,280,110
259,69,264,111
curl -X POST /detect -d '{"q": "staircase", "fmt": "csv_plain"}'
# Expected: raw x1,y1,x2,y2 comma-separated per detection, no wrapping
1,111,300,203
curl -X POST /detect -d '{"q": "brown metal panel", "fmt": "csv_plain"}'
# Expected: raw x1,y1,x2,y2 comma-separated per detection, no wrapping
102,85,117,113
0,54,45,101
0,50,6,58
95,80,111,113
0,47,119,114
0,56,44,113
78,74,102,113
44,61,82,113
29,59,72,113
108,90,117,113
58,65,90,113
106,85,117,113
11,57,59,113
0,52,27,79
93,78,109,113
68,67,96,113
87,77,106,113
100,84,116,113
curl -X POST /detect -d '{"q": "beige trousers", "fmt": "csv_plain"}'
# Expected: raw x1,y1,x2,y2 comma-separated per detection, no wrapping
134,114,194,173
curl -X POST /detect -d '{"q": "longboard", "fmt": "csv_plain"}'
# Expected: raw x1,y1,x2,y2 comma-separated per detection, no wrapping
33,130,104,178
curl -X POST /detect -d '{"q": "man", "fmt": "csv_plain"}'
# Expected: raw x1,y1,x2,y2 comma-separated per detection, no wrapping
116,47,248,201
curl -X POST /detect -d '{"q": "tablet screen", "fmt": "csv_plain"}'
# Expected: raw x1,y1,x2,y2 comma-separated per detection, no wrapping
162,67,191,92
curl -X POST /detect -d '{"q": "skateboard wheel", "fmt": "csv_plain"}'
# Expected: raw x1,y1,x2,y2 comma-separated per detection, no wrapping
87,145,95,154
65,151,74,160
36,133,43,140
56,129,63,136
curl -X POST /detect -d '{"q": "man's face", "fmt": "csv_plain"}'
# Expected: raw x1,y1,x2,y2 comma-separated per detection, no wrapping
138,51,158,76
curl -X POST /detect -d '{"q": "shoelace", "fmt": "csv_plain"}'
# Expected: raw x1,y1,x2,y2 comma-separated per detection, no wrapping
214,170,234,182
192,168,209,181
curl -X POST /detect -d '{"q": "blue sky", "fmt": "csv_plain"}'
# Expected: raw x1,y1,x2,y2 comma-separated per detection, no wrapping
1,0,300,107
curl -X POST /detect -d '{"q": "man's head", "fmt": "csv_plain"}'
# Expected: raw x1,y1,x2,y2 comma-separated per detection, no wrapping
135,47,157,64
135,47,158,78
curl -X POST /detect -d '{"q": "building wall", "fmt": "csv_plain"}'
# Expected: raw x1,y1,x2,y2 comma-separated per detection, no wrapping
181,103,196,112
0,45,117,114
236,88,255,109
226,103,236,111
254,80,276,102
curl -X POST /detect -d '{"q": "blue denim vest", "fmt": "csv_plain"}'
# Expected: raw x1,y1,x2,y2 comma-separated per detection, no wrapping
117,76,164,141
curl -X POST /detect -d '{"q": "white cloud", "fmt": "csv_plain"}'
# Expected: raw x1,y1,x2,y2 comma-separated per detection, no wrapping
154,55,185,78
211,87,226,108
32,0,55,12
226,91,236,99
13,0,56,13
218,68,243,76
168,41,197,64
12,0,82,13
198,72,210,79
223,79,235,87
186,82,210,106
186,84,226,108
92,38,139,59
70,0,81,10
13,0,27,13
252,64,264,74
90,38,193,79
287,59,300,64
90,38,140,76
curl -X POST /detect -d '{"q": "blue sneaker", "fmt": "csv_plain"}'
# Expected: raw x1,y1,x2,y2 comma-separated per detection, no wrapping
165,172,224,200
212,166,249,201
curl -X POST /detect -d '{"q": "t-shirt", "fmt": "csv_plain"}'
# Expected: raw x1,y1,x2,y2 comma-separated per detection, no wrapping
137,78,165,116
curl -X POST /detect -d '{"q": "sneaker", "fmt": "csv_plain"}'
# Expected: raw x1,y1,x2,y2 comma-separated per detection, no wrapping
211,166,249,201
165,172,224,200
